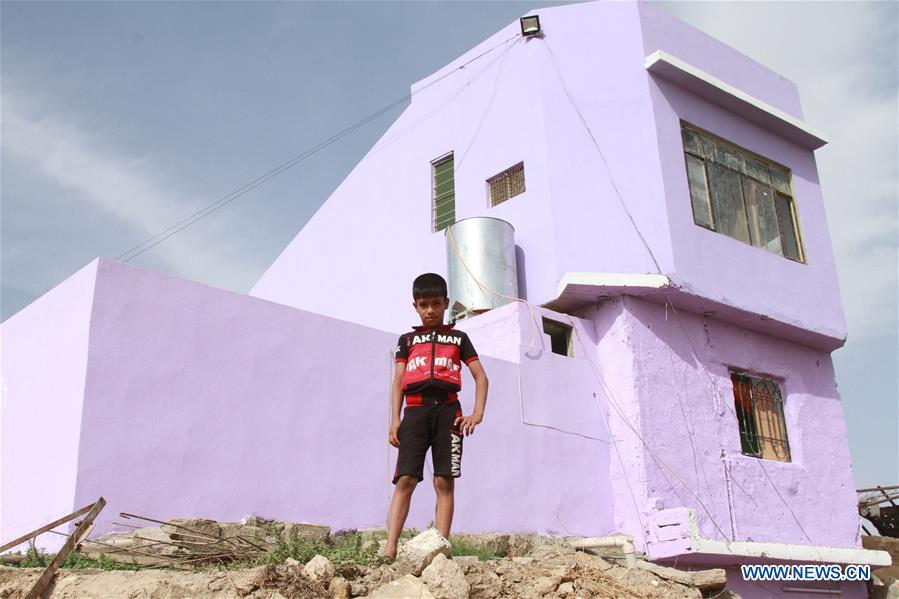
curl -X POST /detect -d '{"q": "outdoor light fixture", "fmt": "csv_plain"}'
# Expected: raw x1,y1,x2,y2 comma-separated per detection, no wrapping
520,15,541,37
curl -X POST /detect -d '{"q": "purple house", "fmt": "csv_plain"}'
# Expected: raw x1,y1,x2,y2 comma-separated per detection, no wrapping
1,2,889,596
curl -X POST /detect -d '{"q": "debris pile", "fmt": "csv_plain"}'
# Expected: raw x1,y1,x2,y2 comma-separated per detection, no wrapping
0,519,743,598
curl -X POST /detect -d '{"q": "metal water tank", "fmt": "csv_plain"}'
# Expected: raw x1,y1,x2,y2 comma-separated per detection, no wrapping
445,217,519,321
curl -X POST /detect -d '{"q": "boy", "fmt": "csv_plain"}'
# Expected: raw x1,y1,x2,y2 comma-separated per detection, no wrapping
384,273,488,559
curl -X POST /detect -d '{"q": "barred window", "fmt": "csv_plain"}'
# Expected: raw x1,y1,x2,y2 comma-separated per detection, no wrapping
488,162,525,207
682,125,803,262
432,153,455,232
731,372,791,462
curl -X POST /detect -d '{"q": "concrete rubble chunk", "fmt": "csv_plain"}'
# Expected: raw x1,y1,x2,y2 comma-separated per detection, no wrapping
635,559,727,591
531,575,561,596
131,526,183,556
330,575,351,599
421,553,470,599
369,573,437,598
162,518,223,541
349,580,369,597
304,554,336,582
397,528,453,576
870,576,899,599
278,521,331,543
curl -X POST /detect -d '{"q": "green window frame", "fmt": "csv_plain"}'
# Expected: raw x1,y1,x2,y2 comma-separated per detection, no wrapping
432,153,455,232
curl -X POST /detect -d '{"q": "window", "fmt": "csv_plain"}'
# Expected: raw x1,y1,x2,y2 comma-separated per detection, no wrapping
488,162,526,207
432,153,455,232
682,125,803,261
731,372,791,462
542,318,573,357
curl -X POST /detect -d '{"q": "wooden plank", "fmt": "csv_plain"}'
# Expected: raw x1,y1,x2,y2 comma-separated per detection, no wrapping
25,497,106,599
0,503,95,553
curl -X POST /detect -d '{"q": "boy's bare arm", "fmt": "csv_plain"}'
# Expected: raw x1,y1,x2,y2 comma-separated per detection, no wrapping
388,362,405,448
455,360,488,436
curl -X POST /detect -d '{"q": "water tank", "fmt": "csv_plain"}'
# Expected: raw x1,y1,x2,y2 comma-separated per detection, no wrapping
445,217,519,321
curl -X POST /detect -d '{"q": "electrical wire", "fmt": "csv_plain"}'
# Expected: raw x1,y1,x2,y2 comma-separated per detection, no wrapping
455,36,521,172
115,33,520,265
540,34,826,556
565,314,733,541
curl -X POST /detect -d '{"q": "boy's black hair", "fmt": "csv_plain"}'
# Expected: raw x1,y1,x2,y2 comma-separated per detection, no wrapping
412,273,448,300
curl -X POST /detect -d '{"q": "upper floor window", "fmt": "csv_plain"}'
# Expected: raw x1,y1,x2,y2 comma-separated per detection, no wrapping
731,372,791,462
432,153,455,232
488,162,526,207
682,124,804,262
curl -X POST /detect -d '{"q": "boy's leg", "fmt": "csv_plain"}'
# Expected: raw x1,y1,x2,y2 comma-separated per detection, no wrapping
386,406,428,559
385,475,417,558
433,475,455,539
431,400,464,539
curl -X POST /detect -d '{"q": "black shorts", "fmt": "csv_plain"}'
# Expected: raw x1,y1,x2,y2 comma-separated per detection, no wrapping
393,396,464,484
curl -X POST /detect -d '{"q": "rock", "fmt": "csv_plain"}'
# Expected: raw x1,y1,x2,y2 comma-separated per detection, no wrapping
530,544,574,560
330,575,351,599
511,556,534,565
350,580,369,597
421,553,470,599
635,560,727,592
162,518,223,541
360,528,388,542
557,581,574,594
397,529,453,576
532,575,560,596
452,533,510,557
229,564,269,596
573,552,613,572
370,574,437,598
506,534,532,557
131,526,183,556
870,576,899,599
466,570,502,599
304,554,336,583
280,522,331,543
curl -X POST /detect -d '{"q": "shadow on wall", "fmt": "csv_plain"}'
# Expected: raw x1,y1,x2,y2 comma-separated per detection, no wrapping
516,245,528,301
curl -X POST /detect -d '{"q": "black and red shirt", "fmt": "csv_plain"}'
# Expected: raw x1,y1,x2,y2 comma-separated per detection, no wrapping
395,323,479,405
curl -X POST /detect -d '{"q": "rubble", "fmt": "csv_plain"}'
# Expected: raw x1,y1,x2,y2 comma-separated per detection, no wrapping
0,522,759,598
396,528,453,576
421,553,470,599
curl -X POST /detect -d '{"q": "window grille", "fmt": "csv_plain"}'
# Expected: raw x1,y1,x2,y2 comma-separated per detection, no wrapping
432,153,455,232
731,372,791,462
488,162,526,207
682,124,803,262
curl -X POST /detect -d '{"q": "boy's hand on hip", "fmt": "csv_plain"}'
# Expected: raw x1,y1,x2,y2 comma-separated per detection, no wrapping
454,414,483,437
389,420,401,448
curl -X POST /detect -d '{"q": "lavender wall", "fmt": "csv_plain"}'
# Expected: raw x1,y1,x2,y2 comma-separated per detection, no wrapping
0,260,98,549
637,3,846,345
580,295,860,555
3,259,613,551
251,18,559,333
251,1,844,353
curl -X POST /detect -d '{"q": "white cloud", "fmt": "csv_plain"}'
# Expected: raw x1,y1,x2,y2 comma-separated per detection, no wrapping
658,1,898,340
1,93,261,293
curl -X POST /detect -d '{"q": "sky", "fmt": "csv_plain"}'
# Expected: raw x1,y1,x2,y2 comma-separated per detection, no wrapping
1,1,896,488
